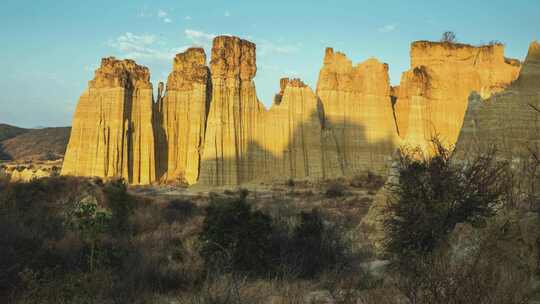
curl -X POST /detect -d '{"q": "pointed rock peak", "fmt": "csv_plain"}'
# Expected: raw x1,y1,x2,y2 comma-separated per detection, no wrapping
322,47,352,72
211,35,256,81
90,57,151,89
173,47,206,71
525,40,540,62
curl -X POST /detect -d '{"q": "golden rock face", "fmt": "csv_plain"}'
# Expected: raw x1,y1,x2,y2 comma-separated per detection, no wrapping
61,57,156,184
62,37,527,186
316,48,400,175
455,41,540,161
156,48,210,184
394,41,521,152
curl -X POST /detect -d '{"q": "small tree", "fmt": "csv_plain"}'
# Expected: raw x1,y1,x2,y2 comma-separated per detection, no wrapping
69,198,111,271
199,194,273,275
383,140,509,260
441,31,457,43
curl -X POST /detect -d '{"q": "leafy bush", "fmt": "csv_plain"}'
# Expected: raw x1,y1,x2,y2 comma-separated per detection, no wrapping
162,199,196,224
441,31,457,43
199,194,273,275
103,179,135,236
383,141,510,264
289,209,348,278
325,181,346,197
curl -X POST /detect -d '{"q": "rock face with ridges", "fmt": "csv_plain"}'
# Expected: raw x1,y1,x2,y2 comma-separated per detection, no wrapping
394,41,521,151
61,36,531,186
455,41,540,161
262,78,342,180
62,57,156,184
156,48,210,184
199,36,267,186
316,48,399,175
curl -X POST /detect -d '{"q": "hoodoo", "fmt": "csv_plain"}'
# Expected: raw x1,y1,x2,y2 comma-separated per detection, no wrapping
316,48,400,175
156,48,210,184
394,41,521,152
198,36,267,186
62,57,156,184
61,36,528,186
455,41,540,161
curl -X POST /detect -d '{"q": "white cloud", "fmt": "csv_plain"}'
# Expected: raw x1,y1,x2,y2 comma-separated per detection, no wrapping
156,9,172,23
184,29,217,48
378,24,397,33
108,32,187,61
257,39,300,57
224,10,231,17
157,9,167,18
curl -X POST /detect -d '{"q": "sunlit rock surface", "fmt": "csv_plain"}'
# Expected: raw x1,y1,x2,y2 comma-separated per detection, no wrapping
62,57,156,184
394,41,521,152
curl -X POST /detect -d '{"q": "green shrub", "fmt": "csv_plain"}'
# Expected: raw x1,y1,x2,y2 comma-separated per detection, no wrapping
162,199,196,224
383,142,509,260
199,195,273,275
325,181,346,197
103,179,135,236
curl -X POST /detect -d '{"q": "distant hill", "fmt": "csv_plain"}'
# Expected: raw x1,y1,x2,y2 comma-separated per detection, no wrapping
0,124,28,142
0,125,71,161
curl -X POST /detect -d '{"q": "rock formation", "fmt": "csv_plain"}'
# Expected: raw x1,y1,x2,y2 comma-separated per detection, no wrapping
62,57,156,184
394,41,521,152
316,48,400,174
156,48,210,184
455,41,540,162
262,78,342,180
198,36,267,186
61,36,530,186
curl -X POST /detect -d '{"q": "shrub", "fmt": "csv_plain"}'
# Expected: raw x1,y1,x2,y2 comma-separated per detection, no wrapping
383,141,509,260
350,171,385,190
162,199,196,223
441,31,457,43
103,179,135,236
199,195,273,275
325,181,346,197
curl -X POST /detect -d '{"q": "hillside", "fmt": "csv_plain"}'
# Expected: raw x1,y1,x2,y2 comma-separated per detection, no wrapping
0,124,28,142
0,126,71,161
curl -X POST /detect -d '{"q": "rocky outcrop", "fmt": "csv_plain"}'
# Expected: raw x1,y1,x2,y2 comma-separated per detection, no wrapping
262,78,342,180
61,36,531,186
62,57,156,184
316,48,399,174
394,41,521,152
156,48,210,184
455,41,540,163
199,36,267,186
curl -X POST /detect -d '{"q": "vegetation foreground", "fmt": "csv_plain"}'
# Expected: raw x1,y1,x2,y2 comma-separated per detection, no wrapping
1,144,539,303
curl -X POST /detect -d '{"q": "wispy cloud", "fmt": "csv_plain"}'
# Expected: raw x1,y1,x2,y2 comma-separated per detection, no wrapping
108,32,187,61
184,15,192,21
378,24,397,33
157,9,172,23
184,29,217,48
257,39,301,57
224,10,231,17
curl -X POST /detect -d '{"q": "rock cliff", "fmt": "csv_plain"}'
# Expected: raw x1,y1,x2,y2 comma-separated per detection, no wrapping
156,48,210,184
198,36,267,186
394,41,521,152
262,78,342,180
316,48,400,174
455,41,540,162
62,57,156,184
61,36,530,186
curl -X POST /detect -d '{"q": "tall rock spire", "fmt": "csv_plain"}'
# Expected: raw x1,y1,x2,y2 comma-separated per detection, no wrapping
316,48,399,175
62,57,156,184
157,48,210,184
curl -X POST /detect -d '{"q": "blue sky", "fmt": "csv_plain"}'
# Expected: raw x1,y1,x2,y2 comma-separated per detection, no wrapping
0,0,538,128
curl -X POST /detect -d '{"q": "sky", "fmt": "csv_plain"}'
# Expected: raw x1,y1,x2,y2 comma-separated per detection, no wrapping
0,0,538,128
